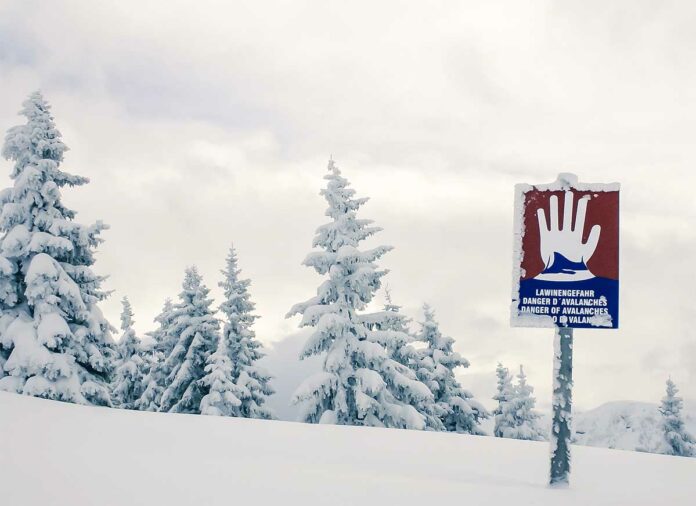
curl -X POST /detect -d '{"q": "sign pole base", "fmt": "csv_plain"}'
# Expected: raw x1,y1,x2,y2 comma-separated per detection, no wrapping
549,326,573,487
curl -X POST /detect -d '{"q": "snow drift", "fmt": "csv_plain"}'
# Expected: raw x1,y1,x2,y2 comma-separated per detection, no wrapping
573,400,696,453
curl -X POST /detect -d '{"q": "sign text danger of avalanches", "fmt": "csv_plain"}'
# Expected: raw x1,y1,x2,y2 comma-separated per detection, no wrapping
511,175,620,329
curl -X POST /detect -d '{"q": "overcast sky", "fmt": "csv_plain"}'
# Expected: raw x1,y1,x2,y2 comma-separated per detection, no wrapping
1,0,695,414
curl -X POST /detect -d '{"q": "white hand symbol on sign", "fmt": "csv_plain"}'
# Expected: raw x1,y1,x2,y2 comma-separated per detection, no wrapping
536,191,600,278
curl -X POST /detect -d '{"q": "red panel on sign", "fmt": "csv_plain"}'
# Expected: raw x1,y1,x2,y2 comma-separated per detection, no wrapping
521,190,619,281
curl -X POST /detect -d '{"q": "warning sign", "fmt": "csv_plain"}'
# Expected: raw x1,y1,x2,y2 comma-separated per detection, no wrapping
511,175,619,329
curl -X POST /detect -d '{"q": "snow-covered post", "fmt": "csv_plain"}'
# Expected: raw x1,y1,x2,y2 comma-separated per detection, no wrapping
549,326,573,486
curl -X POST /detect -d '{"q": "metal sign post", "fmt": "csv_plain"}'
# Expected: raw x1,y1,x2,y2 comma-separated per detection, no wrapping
510,174,619,487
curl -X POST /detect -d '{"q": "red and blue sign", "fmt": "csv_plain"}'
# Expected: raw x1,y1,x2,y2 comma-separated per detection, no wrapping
511,175,620,329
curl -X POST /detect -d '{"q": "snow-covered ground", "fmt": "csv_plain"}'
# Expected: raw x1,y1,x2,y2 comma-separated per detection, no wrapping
1,392,694,506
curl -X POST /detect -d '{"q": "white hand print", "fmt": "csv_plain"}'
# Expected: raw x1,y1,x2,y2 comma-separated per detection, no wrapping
536,191,601,275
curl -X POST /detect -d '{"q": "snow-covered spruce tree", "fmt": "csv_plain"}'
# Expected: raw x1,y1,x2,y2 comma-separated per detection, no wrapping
149,297,176,360
133,298,176,411
503,365,545,441
288,158,432,429
200,246,274,418
493,362,514,437
364,288,418,367
133,298,175,411
415,304,487,434
199,337,243,416
0,91,114,405
159,267,219,414
111,297,146,409
362,288,441,430
133,359,160,412
658,378,695,457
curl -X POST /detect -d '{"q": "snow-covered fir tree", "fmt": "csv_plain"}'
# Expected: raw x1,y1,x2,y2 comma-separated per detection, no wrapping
149,298,176,360
657,378,695,457
133,355,161,412
0,91,115,405
111,297,146,409
134,298,177,411
200,246,274,419
288,158,433,429
363,288,441,430
159,267,219,414
133,298,175,411
415,304,487,434
502,365,545,441
493,362,514,438
367,288,418,367
199,337,243,416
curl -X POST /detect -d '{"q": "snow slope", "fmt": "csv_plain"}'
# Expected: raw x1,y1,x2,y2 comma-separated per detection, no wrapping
0,392,694,506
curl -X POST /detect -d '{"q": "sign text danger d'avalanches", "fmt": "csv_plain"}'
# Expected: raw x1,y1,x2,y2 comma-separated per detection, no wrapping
511,176,620,329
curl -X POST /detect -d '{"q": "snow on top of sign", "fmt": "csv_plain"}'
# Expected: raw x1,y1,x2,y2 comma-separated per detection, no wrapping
516,173,620,194
557,173,578,186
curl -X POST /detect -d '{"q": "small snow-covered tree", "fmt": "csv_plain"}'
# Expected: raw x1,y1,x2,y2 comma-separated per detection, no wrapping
111,297,146,409
159,267,219,414
133,298,175,411
133,361,161,412
149,298,176,359
0,91,115,405
504,365,545,441
199,337,243,416
288,159,431,429
493,362,514,437
415,304,487,434
200,246,274,419
365,288,418,367
657,378,695,457
363,288,441,430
